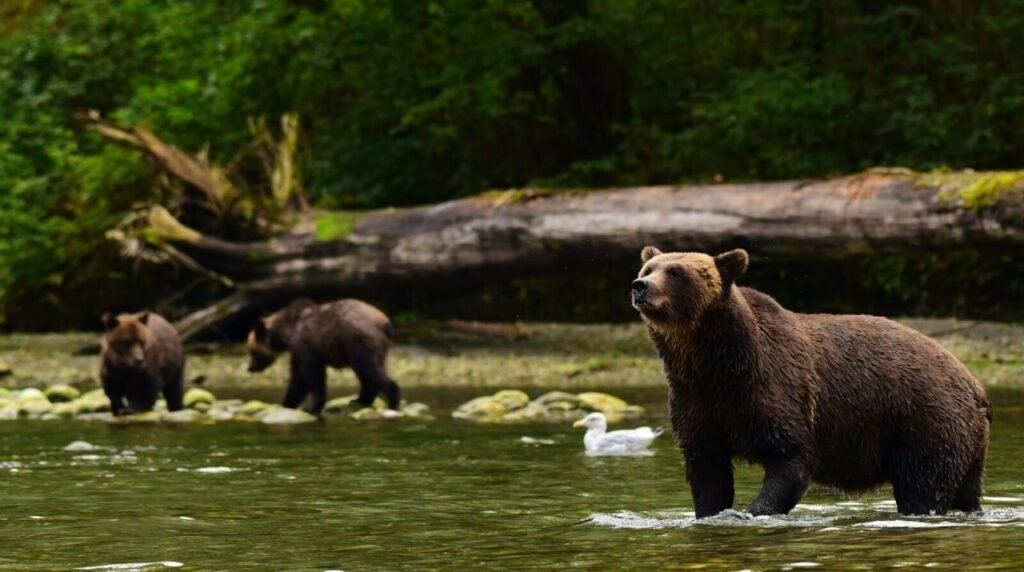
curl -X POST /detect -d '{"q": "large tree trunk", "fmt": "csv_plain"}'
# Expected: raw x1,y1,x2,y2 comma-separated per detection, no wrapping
155,171,1024,339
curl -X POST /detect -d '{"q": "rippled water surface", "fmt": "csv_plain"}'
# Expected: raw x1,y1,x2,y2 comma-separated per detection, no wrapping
1,389,1023,570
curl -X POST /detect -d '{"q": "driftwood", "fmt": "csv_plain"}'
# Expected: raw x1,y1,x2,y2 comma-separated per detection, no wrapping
142,171,1024,339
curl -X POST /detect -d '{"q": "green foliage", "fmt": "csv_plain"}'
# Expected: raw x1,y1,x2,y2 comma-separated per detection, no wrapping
4,0,1024,328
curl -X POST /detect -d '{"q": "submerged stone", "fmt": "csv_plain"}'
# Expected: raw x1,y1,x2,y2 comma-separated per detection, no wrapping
183,388,216,409
44,384,81,403
74,412,114,422
260,408,318,425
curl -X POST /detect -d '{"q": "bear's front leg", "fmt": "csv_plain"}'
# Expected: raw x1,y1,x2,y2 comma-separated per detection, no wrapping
746,456,813,516
685,450,735,518
102,376,126,416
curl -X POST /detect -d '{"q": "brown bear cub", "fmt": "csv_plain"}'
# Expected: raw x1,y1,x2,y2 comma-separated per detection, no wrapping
100,311,185,416
632,247,991,518
247,298,401,415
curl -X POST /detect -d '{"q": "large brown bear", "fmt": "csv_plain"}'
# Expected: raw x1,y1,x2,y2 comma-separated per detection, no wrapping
247,298,400,414
100,311,185,415
632,247,991,518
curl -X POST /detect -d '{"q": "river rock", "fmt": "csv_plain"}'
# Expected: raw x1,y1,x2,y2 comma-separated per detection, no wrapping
77,389,111,413
452,396,507,422
74,412,114,422
493,389,530,409
576,392,628,413
110,411,163,424
401,402,432,418
453,389,644,424
260,408,318,425
183,388,216,409
44,384,81,403
52,402,81,418
0,387,10,397
534,391,581,408
0,404,17,420
163,409,206,423
17,389,52,416
239,400,272,416
350,407,386,421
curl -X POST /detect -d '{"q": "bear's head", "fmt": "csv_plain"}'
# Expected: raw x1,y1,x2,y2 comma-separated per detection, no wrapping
246,318,281,373
101,311,154,370
631,246,748,326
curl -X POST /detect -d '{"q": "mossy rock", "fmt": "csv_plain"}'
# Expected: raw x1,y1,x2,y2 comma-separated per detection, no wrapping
260,408,318,425
17,389,52,416
239,400,272,416
492,389,530,409
183,388,216,409
17,388,47,402
77,389,111,413
324,395,359,412
501,403,550,423
350,408,386,421
52,402,81,418
0,405,17,420
44,384,81,403
452,396,507,422
533,391,580,407
0,387,10,397
163,409,207,423
576,392,628,413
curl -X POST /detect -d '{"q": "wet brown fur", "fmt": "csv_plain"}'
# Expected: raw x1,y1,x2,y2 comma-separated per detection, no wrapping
633,247,991,518
247,298,399,413
100,311,185,415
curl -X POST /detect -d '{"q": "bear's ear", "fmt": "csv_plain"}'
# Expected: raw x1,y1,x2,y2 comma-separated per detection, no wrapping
137,311,150,326
101,312,117,331
640,246,663,263
253,319,268,340
714,249,749,286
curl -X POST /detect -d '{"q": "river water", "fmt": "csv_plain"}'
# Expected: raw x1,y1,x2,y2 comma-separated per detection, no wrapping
1,388,1022,571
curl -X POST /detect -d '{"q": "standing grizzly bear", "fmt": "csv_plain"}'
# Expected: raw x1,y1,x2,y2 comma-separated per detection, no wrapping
100,311,185,415
632,247,991,517
247,298,401,414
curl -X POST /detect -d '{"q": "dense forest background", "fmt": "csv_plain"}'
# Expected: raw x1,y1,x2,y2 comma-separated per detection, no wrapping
2,0,1023,330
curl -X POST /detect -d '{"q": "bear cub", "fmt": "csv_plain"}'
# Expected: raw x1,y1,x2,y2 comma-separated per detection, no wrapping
100,311,186,415
247,298,401,415
632,247,991,518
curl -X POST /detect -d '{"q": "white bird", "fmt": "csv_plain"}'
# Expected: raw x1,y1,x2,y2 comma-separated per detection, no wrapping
572,412,664,455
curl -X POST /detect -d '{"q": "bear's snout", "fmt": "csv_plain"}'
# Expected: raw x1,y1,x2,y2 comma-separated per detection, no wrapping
631,279,649,298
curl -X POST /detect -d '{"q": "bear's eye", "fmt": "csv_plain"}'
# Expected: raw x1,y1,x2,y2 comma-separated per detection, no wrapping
641,267,653,277
666,267,681,278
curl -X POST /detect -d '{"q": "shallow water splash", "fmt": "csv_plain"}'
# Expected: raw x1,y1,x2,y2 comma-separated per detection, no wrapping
1,393,1023,570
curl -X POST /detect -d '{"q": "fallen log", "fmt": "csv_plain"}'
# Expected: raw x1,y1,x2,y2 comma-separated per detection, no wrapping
145,169,1024,339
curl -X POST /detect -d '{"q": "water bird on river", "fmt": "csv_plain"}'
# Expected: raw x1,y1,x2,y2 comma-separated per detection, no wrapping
572,412,664,455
